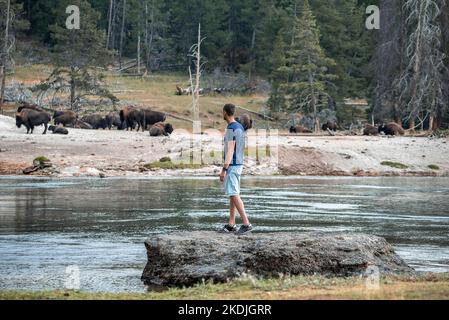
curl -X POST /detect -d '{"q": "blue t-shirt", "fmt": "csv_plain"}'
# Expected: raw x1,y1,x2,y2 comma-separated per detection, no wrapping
224,121,245,166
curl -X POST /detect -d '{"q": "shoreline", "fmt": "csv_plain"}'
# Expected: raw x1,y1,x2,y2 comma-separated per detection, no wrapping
1,273,448,300
1,115,448,178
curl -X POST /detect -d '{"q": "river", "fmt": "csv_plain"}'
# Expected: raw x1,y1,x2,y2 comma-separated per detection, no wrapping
0,176,448,292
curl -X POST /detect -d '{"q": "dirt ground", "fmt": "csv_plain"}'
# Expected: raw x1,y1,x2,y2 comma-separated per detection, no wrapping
1,115,448,177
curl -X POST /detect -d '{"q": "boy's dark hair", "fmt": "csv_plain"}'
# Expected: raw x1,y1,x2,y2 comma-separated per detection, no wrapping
223,104,236,116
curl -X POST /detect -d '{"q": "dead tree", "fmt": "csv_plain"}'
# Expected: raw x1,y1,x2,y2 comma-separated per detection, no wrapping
0,0,11,113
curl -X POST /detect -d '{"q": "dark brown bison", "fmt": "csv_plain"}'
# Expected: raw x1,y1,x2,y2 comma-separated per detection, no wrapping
236,114,253,131
149,122,174,136
53,110,78,127
363,124,379,136
378,122,405,136
142,109,166,130
48,125,69,135
128,108,146,131
16,109,51,134
290,125,312,134
81,114,108,130
119,106,136,130
105,112,123,130
322,121,338,131
17,102,43,113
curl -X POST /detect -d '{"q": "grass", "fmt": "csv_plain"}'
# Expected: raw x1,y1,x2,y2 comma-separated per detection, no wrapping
428,164,440,170
1,274,449,300
7,64,268,131
33,156,50,165
381,161,409,169
143,159,204,170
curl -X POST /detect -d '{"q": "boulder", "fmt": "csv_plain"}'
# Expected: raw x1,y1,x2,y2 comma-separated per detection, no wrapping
141,232,414,287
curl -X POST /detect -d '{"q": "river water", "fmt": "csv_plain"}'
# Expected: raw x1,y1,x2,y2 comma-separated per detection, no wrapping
0,176,448,292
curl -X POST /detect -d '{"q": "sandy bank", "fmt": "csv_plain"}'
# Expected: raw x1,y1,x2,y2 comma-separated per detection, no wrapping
1,115,448,177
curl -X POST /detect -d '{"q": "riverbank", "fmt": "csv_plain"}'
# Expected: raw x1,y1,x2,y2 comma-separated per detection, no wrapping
1,115,448,177
1,274,448,300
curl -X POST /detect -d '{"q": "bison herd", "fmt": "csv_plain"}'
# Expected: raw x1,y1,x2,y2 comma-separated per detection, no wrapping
14,103,174,136
289,120,406,136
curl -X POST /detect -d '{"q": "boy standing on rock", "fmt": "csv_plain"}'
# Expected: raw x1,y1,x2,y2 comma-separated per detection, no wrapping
219,104,253,235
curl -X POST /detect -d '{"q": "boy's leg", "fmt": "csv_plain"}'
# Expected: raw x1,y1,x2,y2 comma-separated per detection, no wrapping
231,195,250,225
229,197,236,226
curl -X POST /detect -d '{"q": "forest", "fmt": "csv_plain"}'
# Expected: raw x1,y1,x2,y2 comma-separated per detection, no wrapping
0,0,448,130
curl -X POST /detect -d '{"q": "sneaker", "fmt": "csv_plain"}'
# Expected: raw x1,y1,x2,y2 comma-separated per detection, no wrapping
219,224,237,233
236,224,253,235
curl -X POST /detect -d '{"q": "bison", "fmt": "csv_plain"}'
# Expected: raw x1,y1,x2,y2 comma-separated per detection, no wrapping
119,106,136,130
149,122,174,136
236,114,253,131
48,125,69,135
17,102,44,113
290,125,312,134
322,121,338,132
378,122,405,136
81,114,108,130
363,124,379,136
142,109,167,130
16,109,51,134
105,112,123,130
53,110,78,127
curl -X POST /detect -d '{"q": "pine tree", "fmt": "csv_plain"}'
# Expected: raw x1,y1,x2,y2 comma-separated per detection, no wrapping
280,0,336,131
267,30,287,113
33,0,117,109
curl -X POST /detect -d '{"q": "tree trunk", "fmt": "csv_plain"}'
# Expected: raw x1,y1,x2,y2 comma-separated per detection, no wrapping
248,28,256,82
70,67,76,110
137,35,141,74
106,0,114,49
409,118,416,132
0,0,11,113
119,0,127,69
429,114,434,132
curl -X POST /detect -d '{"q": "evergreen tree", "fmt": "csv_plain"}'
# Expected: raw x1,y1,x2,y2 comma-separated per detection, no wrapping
279,0,336,131
267,30,287,113
33,0,117,109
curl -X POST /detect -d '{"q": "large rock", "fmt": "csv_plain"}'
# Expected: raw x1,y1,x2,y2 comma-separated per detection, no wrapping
141,232,414,287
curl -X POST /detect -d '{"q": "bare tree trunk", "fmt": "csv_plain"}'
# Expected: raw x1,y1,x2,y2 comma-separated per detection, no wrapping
248,28,256,82
106,0,114,49
0,0,11,113
70,67,76,110
119,0,127,69
193,23,201,123
137,35,141,74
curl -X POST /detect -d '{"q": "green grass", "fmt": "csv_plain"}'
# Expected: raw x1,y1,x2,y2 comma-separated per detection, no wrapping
143,160,204,170
381,161,409,169
1,274,449,300
33,156,50,164
428,164,440,170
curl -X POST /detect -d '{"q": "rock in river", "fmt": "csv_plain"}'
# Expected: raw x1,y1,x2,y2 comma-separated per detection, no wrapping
141,232,414,287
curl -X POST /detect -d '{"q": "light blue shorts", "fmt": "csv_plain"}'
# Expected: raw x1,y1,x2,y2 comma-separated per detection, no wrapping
224,165,243,197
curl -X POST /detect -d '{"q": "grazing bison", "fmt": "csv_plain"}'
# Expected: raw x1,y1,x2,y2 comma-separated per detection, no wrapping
290,125,312,134
105,112,123,130
128,108,146,131
17,102,43,113
322,121,338,132
378,122,405,136
363,124,379,136
48,125,69,135
81,114,108,130
142,109,167,130
16,109,51,134
149,122,174,136
236,114,253,131
53,110,78,127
